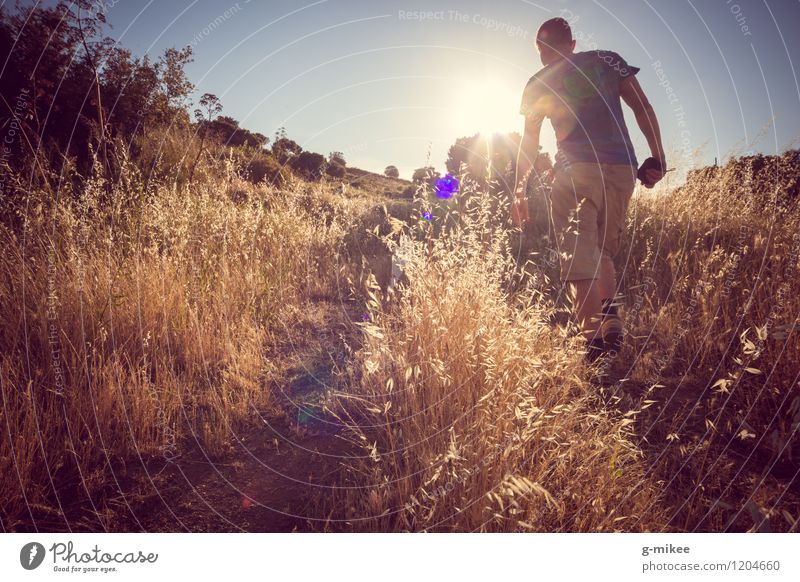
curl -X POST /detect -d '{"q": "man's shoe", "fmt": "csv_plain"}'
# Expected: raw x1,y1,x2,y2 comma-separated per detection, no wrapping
600,299,624,354
585,337,606,364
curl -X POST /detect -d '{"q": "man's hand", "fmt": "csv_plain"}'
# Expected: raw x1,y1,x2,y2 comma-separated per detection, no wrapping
642,167,665,189
637,156,667,188
511,195,529,227
513,113,543,228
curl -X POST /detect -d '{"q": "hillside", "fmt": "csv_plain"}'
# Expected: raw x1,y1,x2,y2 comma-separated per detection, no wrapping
5,146,799,533
680,150,800,205
345,166,413,198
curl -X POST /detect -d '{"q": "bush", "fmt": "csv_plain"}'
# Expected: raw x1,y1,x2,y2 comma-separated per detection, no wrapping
291,151,327,181
132,124,200,187
412,166,440,185
326,161,346,179
246,153,288,186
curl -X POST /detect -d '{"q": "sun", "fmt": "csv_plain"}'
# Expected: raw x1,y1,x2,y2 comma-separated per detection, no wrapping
450,78,523,136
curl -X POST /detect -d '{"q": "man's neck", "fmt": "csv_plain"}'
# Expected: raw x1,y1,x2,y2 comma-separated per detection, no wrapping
545,50,574,68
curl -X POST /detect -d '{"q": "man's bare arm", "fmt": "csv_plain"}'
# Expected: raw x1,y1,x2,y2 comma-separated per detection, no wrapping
620,74,666,187
510,113,544,226
514,113,544,198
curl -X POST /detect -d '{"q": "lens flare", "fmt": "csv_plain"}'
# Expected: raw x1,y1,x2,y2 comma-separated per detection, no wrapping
435,175,458,199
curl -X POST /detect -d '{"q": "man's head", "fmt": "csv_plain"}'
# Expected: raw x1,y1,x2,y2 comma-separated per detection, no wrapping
536,17,575,66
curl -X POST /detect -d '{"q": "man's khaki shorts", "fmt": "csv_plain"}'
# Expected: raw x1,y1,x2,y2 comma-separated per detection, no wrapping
547,162,637,281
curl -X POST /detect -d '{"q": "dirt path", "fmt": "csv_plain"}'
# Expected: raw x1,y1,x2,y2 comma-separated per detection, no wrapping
113,298,363,532
84,295,798,533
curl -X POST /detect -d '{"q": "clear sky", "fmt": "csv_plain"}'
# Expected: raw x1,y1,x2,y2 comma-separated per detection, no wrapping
99,0,800,179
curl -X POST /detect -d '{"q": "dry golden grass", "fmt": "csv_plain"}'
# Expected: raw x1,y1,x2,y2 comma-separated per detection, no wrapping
614,153,800,531
2,146,798,533
322,152,800,532
324,186,668,532
0,156,373,530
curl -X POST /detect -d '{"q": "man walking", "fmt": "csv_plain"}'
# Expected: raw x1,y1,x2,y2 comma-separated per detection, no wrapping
513,17,667,363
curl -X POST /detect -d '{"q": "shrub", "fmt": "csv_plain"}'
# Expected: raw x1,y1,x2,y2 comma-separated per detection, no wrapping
246,153,288,186
326,160,346,179
291,151,327,181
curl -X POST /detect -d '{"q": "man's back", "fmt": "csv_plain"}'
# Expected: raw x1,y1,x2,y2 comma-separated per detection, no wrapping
519,50,639,169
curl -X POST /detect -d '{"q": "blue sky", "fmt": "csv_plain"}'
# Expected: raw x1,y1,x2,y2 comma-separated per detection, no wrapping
98,0,800,179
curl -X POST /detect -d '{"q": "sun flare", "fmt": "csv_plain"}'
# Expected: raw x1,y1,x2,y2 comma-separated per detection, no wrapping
451,78,523,136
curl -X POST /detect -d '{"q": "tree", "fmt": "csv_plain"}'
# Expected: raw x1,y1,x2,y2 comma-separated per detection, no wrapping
252,133,269,149
0,3,200,180
206,116,269,149
445,132,522,193
326,161,346,179
75,1,115,181
159,46,194,110
0,3,264,188
328,151,346,166
206,115,239,144
190,93,222,182
384,165,400,179
1,2,103,175
102,48,161,138
412,166,440,185
247,153,287,186
271,128,302,165
446,133,485,177
194,93,223,126
291,151,326,180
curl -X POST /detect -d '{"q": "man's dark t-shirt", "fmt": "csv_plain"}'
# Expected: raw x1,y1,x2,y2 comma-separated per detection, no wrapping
519,50,640,169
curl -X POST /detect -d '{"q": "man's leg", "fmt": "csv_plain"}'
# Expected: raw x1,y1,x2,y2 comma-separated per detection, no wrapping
548,164,606,359
596,165,637,352
598,252,617,301
571,278,603,342
597,251,623,353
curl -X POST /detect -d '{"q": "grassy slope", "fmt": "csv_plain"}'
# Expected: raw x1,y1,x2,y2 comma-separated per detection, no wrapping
345,166,412,197
322,150,800,532
1,151,798,532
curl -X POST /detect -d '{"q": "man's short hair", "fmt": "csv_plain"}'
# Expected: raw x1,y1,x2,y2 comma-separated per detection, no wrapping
537,17,573,46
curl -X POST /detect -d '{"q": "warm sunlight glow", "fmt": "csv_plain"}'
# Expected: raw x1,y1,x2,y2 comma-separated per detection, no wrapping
451,78,523,136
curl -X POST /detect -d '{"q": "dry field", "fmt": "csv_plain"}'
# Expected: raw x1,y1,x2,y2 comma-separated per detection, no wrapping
2,150,798,532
